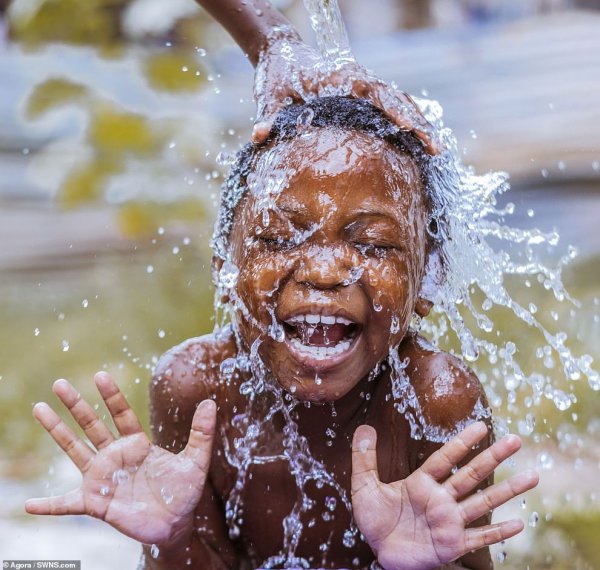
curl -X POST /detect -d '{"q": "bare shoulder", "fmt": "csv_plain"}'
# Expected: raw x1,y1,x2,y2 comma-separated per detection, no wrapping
400,332,490,432
151,327,238,401
149,326,239,450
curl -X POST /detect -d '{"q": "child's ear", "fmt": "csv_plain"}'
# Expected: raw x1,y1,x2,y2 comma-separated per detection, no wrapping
415,297,433,318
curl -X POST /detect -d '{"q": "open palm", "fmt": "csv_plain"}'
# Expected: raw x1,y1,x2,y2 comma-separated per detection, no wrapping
25,372,216,547
351,422,539,570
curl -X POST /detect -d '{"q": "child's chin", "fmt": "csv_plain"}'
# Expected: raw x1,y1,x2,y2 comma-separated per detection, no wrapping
279,377,356,403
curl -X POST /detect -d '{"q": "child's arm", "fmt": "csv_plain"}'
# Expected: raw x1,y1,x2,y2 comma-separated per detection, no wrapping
194,0,438,153
351,421,538,570
141,351,240,569
194,0,296,67
24,373,226,569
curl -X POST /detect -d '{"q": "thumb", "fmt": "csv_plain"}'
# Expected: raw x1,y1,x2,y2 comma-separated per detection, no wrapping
251,119,275,144
252,96,282,144
351,424,380,496
252,88,305,144
182,399,217,475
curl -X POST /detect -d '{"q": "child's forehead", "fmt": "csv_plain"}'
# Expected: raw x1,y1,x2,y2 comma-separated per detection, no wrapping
262,127,415,176
246,128,421,207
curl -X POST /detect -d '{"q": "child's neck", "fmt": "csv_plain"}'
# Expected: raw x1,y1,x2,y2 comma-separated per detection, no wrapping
292,368,382,440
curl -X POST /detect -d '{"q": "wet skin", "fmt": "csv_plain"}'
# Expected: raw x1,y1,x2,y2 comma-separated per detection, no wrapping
149,130,496,568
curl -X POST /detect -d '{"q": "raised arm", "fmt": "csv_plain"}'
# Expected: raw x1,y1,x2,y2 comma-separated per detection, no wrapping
141,347,239,569
194,0,298,66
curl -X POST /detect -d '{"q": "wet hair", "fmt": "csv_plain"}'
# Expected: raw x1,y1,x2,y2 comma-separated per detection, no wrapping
212,96,436,261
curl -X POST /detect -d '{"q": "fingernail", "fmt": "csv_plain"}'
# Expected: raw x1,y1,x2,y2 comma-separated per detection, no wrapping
198,399,216,411
506,519,524,533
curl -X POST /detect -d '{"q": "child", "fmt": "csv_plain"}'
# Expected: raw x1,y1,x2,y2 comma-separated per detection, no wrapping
25,4,538,570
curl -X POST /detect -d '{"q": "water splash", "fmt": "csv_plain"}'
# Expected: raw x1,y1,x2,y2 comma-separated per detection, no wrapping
302,0,354,65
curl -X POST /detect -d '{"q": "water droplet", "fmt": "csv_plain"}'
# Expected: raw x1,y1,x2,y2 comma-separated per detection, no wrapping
62,340,70,352
100,485,110,496
160,487,174,505
150,544,160,559
146,265,154,274
528,511,539,527
158,329,166,339
112,469,129,485
81,299,89,308
34,328,40,337
216,151,235,166
296,108,315,133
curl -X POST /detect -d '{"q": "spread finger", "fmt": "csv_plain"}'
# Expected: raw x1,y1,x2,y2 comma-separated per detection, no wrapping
419,421,489,480
53,379,115,450
444,434,521,499
460,470,539,524
33,402,94,472
94,372,143,437
463,519,524,552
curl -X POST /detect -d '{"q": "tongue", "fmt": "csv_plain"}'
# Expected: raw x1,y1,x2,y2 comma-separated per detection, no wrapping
298,323,352,347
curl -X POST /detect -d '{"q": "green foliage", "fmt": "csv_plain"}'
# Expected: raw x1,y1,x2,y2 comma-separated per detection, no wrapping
9,0,128,48
0,243,215,480
25,78,90,119
143,50,206,93
118,199,207,238
550,512,600,568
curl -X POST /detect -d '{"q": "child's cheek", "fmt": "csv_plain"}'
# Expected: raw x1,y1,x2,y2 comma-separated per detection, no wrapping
363,255,416,327
237,251,297,316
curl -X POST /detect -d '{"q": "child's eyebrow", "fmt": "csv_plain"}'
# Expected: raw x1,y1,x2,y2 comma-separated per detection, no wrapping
349,209,401,226
276,203,305,217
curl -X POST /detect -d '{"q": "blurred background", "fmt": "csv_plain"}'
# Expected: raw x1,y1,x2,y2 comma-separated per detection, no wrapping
0,0,599,568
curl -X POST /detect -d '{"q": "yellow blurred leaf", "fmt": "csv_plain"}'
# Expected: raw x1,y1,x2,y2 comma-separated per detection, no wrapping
25,78,89,119
89,104,160,155
143,51,206,93
10,0,126,47
59,157,121,207
118,199,207,238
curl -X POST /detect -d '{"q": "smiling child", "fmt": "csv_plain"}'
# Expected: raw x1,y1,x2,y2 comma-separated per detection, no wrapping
26,97,538,570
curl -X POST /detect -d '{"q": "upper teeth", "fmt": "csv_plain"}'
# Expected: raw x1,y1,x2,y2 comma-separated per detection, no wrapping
286,314,353,326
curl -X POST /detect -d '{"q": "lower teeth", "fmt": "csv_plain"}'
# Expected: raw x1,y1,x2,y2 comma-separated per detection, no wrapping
289,337,352,359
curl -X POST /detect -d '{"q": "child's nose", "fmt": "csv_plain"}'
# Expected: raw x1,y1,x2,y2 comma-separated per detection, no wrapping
294,244,356,289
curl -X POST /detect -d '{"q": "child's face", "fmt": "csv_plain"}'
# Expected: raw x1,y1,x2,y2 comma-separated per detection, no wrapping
228,128,428,401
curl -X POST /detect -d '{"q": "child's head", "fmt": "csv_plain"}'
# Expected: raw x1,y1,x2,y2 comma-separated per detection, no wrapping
214,97,440,401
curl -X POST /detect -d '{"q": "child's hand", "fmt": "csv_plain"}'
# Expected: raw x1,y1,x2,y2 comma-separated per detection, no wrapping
351,421,538,570
252,35,439,154
25,372,216,548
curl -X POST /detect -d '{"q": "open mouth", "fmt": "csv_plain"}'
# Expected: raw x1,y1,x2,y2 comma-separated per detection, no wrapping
282,313,361,364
